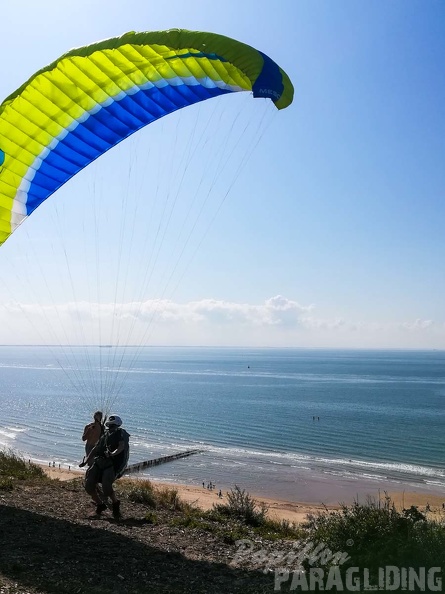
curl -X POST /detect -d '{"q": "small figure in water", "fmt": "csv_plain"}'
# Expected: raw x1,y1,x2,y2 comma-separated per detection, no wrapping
82,411,104,463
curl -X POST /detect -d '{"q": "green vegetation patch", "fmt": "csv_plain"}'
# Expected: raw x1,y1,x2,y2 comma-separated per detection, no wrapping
0,449,46,482
167,486,304,542
301,494,445,590
123,478,194,512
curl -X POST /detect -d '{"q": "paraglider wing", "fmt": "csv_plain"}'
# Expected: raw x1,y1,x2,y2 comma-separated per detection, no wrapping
0,29,294,245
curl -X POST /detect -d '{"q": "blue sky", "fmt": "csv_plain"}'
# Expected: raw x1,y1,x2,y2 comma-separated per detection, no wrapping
0,0,444,348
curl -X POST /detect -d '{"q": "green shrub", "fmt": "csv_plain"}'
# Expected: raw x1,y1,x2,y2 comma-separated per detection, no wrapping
213,485,269,527
254,517,303,540
0,450,45,480
301,494,445,589
220,527,250,544
202,508,229,524
0,477,14,490
170,514,215,531
201,505,302,539
156,486,180,509
124,479,192,511
155,485,193,511
144,511,158,524
126,479,157,507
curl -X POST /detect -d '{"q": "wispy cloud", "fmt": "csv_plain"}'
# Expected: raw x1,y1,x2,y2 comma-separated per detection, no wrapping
0,296,443,348
168,295,314,326
400,319,434,331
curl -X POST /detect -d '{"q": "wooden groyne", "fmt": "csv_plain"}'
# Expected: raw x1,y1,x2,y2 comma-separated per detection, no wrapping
124,448,205,475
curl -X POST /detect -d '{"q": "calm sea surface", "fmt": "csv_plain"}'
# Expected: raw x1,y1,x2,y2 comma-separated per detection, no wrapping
0,346,444,503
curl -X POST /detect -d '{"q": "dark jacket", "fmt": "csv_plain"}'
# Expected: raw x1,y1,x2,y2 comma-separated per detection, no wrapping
95,427,130,477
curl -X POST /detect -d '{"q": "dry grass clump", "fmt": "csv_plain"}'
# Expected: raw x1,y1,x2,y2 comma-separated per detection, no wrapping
123,478,193,511
122,479,157,507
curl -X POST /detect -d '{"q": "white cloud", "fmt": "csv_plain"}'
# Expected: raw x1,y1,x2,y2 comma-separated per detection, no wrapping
0,296,443,348
400,319,434,331
184,295,312,327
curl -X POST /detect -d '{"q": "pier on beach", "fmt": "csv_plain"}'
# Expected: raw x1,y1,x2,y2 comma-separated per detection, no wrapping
124,448,205,475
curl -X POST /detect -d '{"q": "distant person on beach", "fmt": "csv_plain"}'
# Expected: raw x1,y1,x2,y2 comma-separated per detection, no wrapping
81,414,130,519
82,411,104,461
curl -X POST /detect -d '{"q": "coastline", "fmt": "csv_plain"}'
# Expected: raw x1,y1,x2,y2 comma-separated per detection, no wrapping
42,465,445,524
3,347,444,518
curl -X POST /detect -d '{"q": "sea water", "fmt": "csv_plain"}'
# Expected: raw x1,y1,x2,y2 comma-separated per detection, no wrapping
0,346,444,503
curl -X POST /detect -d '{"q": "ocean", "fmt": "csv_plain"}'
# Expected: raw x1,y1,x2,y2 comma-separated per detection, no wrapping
0,346,444,504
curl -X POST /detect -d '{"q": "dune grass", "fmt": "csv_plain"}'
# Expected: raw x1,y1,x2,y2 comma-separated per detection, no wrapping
3,447,444,589
301,493,445,589
122,478,193,512
0,449,46,484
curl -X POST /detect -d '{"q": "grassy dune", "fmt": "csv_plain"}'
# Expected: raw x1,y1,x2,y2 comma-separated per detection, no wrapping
1,450,444,593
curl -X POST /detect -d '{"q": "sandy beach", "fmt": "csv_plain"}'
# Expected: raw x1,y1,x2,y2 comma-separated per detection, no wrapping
42,464,445,524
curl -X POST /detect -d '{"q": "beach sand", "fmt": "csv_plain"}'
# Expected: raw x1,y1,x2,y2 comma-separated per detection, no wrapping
41,465,445,524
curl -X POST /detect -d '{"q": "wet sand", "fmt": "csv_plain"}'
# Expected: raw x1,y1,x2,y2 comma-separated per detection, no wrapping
41,465,445,524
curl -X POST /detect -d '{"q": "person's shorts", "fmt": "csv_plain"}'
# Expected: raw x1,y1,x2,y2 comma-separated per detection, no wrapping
85,462,116,496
